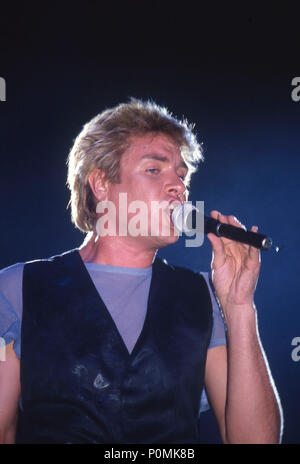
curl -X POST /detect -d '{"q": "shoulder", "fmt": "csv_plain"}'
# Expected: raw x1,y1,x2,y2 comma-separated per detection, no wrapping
0,263,24,310
24,248,77,266
22,249,81,297
0,262,24,282
23,248,79,274
0,248,76,286
0,264,24,358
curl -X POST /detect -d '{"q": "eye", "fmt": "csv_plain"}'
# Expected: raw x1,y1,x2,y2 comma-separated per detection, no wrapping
146,168,160,175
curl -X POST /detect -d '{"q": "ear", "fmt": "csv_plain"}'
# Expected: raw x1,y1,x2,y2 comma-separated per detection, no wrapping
88,168,109,201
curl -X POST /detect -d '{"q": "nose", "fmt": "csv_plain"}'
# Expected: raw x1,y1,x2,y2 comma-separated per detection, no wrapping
165,174,186,202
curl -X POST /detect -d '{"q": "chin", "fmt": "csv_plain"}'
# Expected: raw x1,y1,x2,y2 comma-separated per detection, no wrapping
153,233,180,249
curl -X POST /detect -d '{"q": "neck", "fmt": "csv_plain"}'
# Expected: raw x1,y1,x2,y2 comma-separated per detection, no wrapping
78,232,157,268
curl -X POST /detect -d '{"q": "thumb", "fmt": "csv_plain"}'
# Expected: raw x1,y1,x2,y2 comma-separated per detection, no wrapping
206,232,226,270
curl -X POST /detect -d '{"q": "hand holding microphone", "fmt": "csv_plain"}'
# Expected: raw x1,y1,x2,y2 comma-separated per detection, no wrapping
171,203,276,251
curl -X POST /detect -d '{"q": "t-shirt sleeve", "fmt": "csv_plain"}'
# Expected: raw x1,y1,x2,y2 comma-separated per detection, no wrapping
199,272,227,414
202,272,227,349
0,262,24,359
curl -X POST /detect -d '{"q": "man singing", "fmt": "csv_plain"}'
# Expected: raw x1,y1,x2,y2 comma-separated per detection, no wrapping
0,98,282,443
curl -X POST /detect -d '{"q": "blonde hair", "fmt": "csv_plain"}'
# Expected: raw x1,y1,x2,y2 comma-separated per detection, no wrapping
66,98,203,232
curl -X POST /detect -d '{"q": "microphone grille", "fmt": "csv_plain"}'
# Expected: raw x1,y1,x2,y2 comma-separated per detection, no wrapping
171,203,199,233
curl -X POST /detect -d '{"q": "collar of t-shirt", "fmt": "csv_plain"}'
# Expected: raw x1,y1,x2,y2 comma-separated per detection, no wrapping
84,262,152,354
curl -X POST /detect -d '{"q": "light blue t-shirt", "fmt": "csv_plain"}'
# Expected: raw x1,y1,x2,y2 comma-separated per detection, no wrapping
0,259,226,413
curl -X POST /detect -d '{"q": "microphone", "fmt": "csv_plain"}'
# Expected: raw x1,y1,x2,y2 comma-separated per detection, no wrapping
171,203,274,250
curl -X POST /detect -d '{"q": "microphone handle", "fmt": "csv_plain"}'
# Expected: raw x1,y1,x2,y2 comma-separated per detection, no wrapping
204,216,273,250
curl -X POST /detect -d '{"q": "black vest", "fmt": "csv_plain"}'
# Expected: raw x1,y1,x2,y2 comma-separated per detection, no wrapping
16,249,213,443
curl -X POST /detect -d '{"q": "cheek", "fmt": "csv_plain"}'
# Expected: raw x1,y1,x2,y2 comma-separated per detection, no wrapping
114,170,163,209
127,176,159,199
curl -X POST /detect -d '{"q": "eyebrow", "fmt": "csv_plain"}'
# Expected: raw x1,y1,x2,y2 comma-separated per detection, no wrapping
140,154,188,171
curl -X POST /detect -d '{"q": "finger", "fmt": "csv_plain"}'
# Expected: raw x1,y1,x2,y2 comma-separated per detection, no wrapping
210,210,246,229
208,211,226,259
206,231,224,253
206,232,227,270
210,210,232,229
209,211,236,252
248,225,261,262
227,214,247,231
210,210,220,221
211,210,230,225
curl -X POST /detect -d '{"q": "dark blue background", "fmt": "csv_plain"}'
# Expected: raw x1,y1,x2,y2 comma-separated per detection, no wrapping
0,2,299,443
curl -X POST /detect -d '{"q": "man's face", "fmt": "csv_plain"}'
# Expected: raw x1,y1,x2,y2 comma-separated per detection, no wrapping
104,133,188,250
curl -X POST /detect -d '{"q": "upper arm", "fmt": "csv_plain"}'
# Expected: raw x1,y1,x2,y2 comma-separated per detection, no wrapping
0,341,21,443
204,344,228,443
